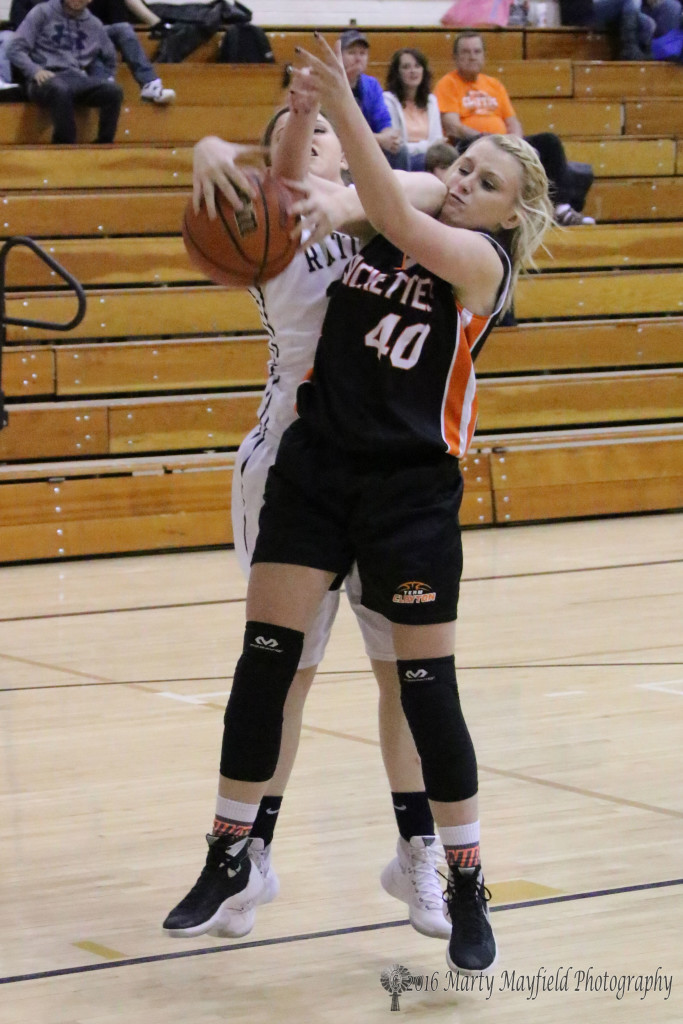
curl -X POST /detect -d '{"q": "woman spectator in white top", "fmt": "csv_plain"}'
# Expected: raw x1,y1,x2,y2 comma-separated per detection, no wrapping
383,48,444,172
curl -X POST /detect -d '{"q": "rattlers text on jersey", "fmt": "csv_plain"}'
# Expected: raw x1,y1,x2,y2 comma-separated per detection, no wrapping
248,230,360,446
297,233,511,459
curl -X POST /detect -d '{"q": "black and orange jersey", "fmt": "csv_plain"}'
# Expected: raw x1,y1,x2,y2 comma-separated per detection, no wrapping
296,232,511,460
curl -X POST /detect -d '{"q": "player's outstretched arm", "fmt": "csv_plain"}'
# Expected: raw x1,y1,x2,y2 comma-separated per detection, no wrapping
290,170,447,248
270,69,320,184
292,36,503,306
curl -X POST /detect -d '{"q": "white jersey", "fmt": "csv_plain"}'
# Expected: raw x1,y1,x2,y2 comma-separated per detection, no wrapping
248,230,360,446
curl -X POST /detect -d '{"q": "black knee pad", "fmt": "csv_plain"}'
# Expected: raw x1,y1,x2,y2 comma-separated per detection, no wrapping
220,620,304,782
398,656,478,803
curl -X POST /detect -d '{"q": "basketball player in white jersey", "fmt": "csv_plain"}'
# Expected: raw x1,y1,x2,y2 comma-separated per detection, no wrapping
179,105,451,940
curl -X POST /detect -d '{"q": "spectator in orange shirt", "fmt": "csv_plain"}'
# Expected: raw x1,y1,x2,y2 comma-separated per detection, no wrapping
434,31,594,226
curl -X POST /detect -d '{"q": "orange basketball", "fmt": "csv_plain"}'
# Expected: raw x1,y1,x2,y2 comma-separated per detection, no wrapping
182,168,299,289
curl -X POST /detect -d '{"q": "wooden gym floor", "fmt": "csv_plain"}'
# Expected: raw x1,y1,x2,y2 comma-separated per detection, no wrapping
1,512,681,1023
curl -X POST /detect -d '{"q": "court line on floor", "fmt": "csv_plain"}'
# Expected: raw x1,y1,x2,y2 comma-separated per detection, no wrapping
479,764,683,819
4,678,679,826
0,651,112,683
1,557,678,624
298,724,683,820
3,661,682,693
14,672,656,820
0,598,237,624
2,877,681,987
518,642,683,666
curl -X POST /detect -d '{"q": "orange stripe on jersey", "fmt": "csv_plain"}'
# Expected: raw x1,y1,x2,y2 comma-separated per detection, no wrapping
441,235,511,457
441,303,498,457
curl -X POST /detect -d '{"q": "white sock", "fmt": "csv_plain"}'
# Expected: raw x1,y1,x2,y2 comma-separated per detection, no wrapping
212,795,259,844
439,821,481,872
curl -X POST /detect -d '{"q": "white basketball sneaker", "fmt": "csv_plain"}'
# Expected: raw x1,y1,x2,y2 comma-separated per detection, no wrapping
381,835,451,939
208,837,280,938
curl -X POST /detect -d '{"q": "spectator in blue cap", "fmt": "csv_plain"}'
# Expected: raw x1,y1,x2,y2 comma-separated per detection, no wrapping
339,28,409,170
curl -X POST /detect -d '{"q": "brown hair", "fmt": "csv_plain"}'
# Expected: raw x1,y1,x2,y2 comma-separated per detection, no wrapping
481,134,554,312
385,48,432,109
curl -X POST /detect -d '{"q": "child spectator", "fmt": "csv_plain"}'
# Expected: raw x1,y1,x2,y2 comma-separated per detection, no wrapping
424,139,459,181
10,0,175,103
8,0,123,143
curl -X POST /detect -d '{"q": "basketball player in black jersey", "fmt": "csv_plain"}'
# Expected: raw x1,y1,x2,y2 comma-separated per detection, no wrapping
189,112,454,941
164,35,553,974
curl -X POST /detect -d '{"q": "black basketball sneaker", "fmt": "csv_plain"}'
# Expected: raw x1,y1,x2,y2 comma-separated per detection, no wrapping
163,834,264,938
445,864,498,974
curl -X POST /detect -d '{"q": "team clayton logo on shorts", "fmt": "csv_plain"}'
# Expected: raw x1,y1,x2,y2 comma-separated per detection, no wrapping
392,581,437,605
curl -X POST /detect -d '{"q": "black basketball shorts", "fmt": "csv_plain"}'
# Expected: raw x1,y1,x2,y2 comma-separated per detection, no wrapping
252,420,464,625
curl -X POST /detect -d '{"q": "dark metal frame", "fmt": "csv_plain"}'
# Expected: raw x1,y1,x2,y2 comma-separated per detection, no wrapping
0,235,87,431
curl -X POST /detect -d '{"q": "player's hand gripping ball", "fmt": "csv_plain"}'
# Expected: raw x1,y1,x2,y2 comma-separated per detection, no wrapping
183,168,299,288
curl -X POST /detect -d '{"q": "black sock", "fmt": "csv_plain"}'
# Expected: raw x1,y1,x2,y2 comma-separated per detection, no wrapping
391,791,434,842
249,795,283,847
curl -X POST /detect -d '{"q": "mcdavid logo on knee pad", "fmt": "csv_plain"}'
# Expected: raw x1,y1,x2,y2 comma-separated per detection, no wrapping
251,636,283,653
402,667,436,682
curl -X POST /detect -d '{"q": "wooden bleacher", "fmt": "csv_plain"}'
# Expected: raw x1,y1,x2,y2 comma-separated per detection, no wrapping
0,453,233,561
3,221,683,288
480,424,683,522
0,24,681,563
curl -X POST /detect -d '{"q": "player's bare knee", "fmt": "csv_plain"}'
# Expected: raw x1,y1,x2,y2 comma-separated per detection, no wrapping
372,659,401,697
290,664,318,698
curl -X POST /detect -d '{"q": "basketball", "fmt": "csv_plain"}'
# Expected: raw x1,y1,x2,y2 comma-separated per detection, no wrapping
182,168,299,289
